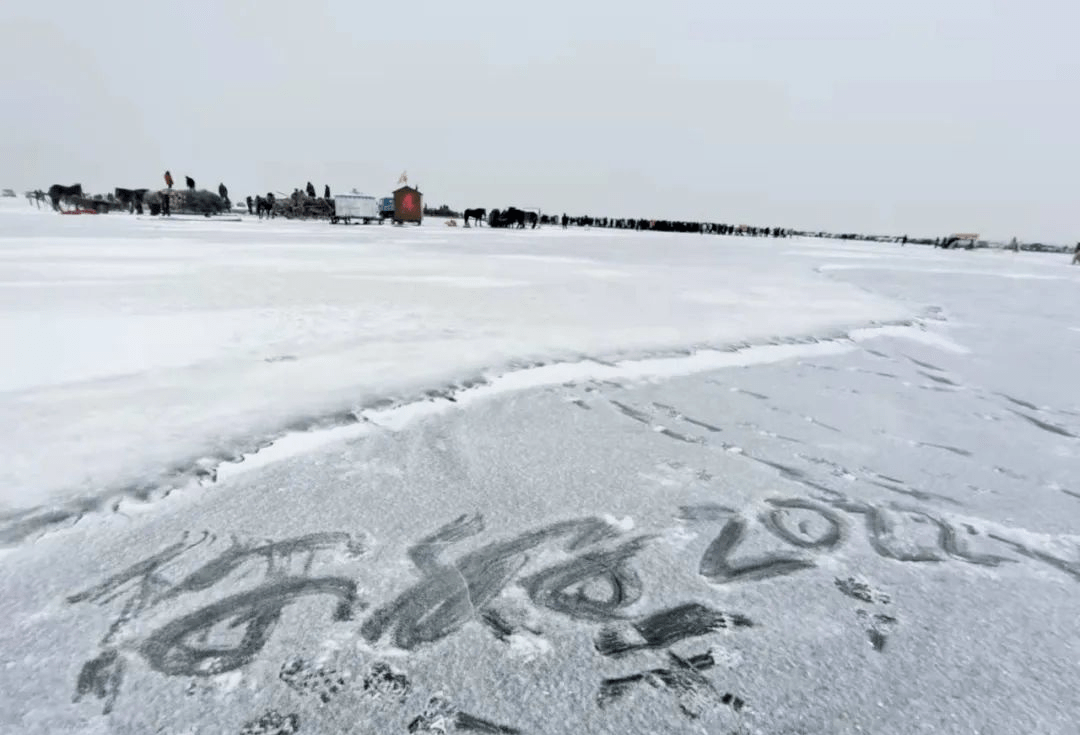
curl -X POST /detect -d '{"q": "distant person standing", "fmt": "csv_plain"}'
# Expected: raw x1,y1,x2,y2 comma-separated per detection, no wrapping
561,213,569,229
161,190,171,216
246,195,254,215
1009,237,1020,252
324,184,331,199
164,170,174,189
186,176,196,191
306,181,316,198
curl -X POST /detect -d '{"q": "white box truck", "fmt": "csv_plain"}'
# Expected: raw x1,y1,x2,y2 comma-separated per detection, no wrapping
331,193,379,224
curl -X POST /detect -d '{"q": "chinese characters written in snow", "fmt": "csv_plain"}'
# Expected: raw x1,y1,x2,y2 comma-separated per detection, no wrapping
67,489,1076,729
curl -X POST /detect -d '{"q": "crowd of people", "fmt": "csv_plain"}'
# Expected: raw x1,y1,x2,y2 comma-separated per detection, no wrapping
553,213,792,237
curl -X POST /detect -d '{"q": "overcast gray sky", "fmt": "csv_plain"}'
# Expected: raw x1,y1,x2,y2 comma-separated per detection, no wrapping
1,0,1076,241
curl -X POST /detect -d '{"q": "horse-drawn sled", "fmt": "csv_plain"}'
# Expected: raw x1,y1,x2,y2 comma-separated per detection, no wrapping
938,233,981,250
46,184,116,214
487,207,540,229
275,193,333,220
145,189,229,217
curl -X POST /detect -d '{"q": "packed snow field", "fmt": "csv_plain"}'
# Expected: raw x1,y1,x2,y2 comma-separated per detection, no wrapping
0,201,913,515
0,198,1078,734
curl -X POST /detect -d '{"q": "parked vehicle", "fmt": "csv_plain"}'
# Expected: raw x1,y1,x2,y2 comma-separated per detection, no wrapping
332,193,379,224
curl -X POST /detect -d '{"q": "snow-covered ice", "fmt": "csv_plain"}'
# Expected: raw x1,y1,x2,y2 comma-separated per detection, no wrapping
0,198,1078,734
0,200,911,509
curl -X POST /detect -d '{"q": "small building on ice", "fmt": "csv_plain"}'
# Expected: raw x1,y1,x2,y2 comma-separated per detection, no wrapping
392,185,422,225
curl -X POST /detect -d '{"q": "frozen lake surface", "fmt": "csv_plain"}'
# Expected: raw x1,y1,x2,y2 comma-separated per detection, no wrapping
0,199,1078,733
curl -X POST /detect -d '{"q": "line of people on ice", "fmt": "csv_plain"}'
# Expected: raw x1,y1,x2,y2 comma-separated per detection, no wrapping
553,213,793,237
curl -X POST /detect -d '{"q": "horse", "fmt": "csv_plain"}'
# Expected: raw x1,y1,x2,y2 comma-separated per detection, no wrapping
114,187,148,214
463,208,486,227
131,189,148,214
501,207,527,229
47,184,83,211
256,194,277,219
